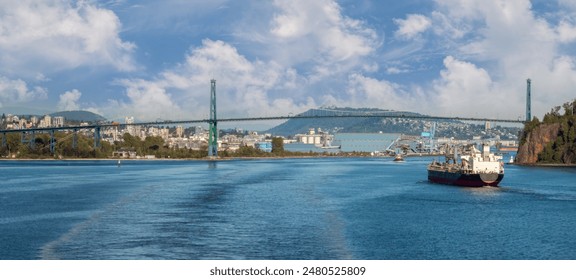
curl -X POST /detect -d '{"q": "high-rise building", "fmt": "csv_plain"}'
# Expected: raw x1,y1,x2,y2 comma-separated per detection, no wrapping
39,115,52,128
125,116,137,136
53,116,65,127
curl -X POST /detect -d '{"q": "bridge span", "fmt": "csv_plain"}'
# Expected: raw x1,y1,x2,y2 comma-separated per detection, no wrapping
0,79,527,155
0,112,527,134
0,112,526,135
210,114,525,124
0,112,525,154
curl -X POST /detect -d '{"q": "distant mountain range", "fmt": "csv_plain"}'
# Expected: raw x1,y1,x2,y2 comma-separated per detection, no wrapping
266,107,521,140
1,107,520,140
49,110,106,122
266,107,429,136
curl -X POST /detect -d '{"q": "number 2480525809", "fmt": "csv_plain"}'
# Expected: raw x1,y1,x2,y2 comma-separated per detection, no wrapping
302,266,366,276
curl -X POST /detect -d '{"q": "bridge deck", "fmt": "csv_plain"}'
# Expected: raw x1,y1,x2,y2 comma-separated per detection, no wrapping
0,114,525,134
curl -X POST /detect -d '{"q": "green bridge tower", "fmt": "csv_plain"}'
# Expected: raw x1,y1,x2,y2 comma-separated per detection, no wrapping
526,78,531,122
208,79,218,157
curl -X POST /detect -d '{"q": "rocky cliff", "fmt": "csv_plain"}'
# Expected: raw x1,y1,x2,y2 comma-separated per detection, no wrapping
515,123,560,164
516,99,576,164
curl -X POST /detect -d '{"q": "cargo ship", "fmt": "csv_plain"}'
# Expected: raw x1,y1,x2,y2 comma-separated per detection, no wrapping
427,144,504,187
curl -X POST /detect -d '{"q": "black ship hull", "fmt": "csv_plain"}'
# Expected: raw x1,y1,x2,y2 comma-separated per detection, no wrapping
428,169,503,187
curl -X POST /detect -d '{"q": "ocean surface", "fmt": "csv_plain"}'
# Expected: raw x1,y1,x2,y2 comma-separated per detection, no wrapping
0,157,575,260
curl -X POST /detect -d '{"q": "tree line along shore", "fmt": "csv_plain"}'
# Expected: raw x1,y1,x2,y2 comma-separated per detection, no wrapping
0,133,370,160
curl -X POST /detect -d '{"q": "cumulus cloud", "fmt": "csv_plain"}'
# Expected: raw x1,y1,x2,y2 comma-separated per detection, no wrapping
0,0,136,77
342,56,521,119
346,74,411,109
56,89,104,116
557,20,576,43
58,89,82,111
394,14,432,39
423,0,576,118
432,56,506,116
115,79,184,120
0,76,47,107
269,0,378,76
110,39,316,121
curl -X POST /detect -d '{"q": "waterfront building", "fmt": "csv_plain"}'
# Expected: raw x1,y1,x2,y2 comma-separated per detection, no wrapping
18,118,27,129
255,142,272,152
39,115,51,128
295,128,323,145
112,148,137,159
125,116,139,137
53,116,65,127
160,128,170,140
148,127,159,137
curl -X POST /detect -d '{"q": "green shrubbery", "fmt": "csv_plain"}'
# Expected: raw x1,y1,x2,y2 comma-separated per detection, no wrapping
521,99,576,164
0,132,357,159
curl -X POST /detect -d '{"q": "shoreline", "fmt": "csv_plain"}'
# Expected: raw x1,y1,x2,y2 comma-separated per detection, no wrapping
0,156,365,161
0,154,436,161
510,162,576,167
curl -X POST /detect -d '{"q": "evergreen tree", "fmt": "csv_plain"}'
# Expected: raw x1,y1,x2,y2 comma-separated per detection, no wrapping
271,137,284,154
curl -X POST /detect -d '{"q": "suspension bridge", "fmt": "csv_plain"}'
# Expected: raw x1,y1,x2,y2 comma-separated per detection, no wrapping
0,79,531,156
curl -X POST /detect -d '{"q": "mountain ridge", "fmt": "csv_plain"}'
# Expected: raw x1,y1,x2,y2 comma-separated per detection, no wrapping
265,107,521,140
49,110,106,122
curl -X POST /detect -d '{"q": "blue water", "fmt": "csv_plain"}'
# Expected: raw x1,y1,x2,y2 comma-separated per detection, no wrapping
0,158,575,260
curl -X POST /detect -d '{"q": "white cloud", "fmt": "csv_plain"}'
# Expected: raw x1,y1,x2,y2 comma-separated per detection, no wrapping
56,89,105,116
345,56,526,119
458,1,555,62
386,67,408,74
0,0,136,77
0,76,47,107
432,56,506,116
557,20,576,43
346,74,405,108
58,89,82,111
269,0,378,76
394,14,432,39
430,11,470,40
425,0,576,118
113,79,183,121
559,0,576,11
428,53,576,120
337,56,526,120
108,0,230,33
109,39,316,121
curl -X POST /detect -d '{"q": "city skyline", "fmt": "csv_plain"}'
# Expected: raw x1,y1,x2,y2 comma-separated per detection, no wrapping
0,0,575,124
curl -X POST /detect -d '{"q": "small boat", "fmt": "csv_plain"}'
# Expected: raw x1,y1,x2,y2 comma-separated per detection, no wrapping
427,143,504,187
393,154,404,161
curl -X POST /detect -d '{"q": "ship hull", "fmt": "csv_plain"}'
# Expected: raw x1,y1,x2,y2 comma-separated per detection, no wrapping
428,169,503,187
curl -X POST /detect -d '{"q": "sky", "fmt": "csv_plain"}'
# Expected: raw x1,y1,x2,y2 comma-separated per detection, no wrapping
1,0,576,126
